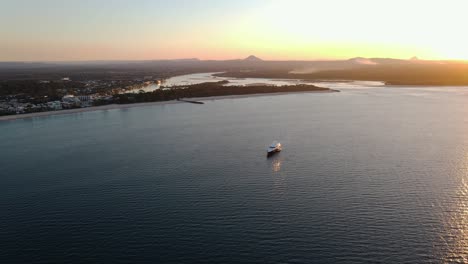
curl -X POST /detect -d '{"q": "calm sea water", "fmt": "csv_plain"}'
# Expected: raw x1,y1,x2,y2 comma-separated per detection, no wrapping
2,83,468,263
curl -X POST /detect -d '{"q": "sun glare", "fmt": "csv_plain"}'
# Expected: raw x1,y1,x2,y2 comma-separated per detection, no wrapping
224,0,468,60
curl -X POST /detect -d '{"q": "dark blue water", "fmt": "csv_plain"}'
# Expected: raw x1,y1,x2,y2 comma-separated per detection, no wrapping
2,86,468,263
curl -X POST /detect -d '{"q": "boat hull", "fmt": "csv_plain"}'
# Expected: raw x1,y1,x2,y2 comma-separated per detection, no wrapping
267,149,281,157
267,141,282,157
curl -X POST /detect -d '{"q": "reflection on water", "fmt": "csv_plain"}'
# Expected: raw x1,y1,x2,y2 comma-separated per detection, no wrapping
269,156,286,194
271,156,282,173
441,169,468,262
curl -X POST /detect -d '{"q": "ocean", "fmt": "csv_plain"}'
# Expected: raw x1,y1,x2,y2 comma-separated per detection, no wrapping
2,83,468,263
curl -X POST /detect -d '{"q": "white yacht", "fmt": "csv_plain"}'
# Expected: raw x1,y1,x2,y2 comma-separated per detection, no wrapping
267,141,282,156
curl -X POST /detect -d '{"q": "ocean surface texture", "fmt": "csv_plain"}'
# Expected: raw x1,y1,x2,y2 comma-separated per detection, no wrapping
2,83,468,263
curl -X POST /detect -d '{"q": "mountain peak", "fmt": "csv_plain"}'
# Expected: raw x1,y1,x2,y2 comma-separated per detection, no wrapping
244,55,263,62
348,57,378,65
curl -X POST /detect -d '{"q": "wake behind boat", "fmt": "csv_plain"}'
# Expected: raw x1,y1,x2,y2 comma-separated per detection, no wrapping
267,141,282,157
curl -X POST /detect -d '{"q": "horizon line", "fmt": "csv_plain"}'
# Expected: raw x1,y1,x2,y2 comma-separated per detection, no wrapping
0,57,445,64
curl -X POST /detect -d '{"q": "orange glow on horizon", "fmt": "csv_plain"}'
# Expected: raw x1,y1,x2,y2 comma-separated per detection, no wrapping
2,0,468,61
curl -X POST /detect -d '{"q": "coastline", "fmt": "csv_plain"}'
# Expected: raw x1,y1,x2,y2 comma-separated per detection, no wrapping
0,90,335,122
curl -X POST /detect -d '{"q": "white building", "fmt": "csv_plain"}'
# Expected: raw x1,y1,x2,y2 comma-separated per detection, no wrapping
62,95,81,103
77,95,92,102
47,101,62,110
62,95,81,108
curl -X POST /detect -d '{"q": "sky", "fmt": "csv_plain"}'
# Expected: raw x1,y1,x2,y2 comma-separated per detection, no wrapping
1,0,468,61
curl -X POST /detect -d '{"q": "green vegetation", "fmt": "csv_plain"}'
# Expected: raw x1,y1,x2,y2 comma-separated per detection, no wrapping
115,81,331,104
0,80,79,99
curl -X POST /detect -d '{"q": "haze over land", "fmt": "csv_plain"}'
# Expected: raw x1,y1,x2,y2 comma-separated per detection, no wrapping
2,56,468,86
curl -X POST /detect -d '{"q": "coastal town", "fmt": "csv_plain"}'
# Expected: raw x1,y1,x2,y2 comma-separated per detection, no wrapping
0,77,162,116
0,94,115,115
0,73,333,118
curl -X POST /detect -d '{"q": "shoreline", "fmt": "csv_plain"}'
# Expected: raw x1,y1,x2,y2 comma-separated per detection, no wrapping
0,90,335,122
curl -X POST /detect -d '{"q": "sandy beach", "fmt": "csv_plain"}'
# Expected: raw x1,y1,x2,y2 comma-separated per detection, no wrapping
0,90,335,122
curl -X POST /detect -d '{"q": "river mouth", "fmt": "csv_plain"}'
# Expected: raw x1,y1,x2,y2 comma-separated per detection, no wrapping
125,72,387,93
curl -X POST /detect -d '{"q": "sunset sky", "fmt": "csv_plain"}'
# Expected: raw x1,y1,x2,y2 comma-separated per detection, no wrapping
1,0,468,61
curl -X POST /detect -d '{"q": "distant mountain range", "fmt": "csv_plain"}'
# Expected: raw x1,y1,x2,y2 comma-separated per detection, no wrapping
1,56,466,73
3,56,465,66
347,57,418,65
243,55,263,62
